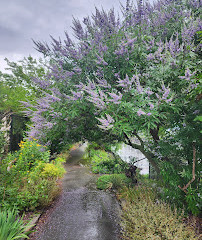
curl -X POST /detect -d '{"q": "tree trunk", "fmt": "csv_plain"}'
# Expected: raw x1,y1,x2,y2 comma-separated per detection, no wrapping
123,132,160,175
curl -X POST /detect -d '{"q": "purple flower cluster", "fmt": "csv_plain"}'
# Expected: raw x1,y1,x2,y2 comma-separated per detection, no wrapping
28,112,53,140
114,72,120,78
132,74,143,94
79,42,92,56
137,109,146,116
146,88,154,96
86,88,107,110
122,36,137,47
148,102,154,110
97,78,111,89
147,53,155,61
165,35,182,58
117,74,133,91
44,92,61,102
96,54,108,66
73,67,82,75
72,17,86,40
114,47,128,56
147,34,184,63
179,68,196,81
182,18,202,45
188,0,202,9
71,91,83,101
32,77,50,90
64,31,73,47
156,85,173,103
22,84,63,141
49,64,75,83
98,43,108,54
33,40,50,55
27,0,200,146
162,88,170,100
108,92,122,104
96,114,114,130
96,67,104,78
145,39,155,51
49,111,62,119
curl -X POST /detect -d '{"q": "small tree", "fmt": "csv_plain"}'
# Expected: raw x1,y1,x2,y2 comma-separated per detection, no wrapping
0,56,49,153
0,56,48,114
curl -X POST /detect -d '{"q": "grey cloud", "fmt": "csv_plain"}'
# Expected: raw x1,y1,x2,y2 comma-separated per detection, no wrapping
0,0,122,62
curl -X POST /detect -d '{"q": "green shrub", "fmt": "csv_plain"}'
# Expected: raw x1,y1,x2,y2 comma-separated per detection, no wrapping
86,142,102,152
160,161,201,216
96,174,111,189
41,163,66,178
96,174,132,190
0,208,33,240
120,187,199,240
0,139,66,211
140,174,149,179
117,185,157,204
91,150,113,173
15,178,60,210
89,149,127,174
16,140,50,172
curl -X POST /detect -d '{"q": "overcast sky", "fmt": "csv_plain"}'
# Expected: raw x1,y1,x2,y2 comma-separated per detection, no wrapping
0,0,124,72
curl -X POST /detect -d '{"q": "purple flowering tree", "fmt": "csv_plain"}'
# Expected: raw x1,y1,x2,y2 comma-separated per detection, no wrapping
24,0,201,214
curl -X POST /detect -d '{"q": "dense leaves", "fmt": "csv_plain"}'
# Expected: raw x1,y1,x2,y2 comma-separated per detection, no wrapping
0,56,47,114
119,186,199,239
0,208,33,240
0,140,65,211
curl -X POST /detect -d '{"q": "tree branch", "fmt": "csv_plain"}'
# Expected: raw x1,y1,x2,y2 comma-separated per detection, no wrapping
123,132,133,147
178,142,196,194
123,132,160,174
133,130,144,147
150,126,160,143
123,132,142,150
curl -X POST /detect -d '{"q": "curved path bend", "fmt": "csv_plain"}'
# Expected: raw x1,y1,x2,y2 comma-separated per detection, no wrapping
37,146,121,240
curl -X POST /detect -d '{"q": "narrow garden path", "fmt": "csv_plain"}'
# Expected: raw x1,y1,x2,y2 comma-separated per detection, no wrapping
36,145,121,240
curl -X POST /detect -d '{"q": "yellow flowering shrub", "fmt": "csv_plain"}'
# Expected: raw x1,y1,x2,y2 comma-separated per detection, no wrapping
0,140,66,211
16,139,50,173
41,163,66,178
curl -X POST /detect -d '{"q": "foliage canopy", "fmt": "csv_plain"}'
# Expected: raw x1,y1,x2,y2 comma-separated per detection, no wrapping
20,0,202,214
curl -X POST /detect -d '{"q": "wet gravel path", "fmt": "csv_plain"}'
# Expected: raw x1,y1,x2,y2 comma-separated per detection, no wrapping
37,147,121,240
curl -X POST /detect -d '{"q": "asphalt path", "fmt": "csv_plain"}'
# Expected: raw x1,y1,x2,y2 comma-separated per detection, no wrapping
37,146,121,240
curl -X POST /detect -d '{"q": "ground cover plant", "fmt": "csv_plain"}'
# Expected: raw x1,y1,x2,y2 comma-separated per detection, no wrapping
118,186,200,240
0,139,66,211
20,0,202,215
96,174,132,190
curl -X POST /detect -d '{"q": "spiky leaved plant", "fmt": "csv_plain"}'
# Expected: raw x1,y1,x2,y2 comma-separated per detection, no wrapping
0,208,34,240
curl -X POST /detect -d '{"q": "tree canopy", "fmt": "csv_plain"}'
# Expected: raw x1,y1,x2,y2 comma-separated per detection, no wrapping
0,56,47,114
22,0,201,214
